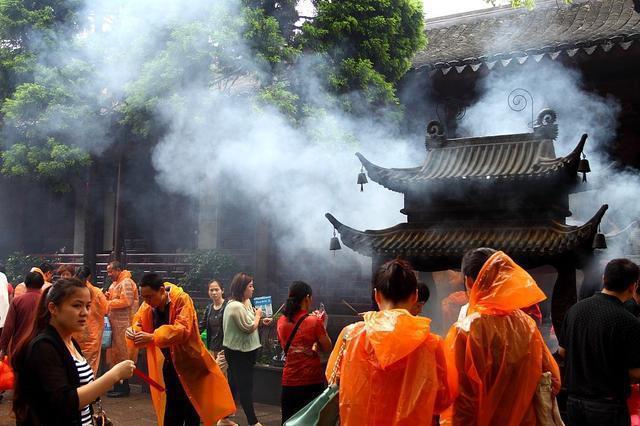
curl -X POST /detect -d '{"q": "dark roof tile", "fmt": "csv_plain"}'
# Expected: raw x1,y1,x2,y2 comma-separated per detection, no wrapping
414,0,640,71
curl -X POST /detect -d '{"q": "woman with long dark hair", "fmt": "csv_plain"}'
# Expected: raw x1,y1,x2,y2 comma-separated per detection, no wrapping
11,278,135,425
222,272,271,426
277,281,332,424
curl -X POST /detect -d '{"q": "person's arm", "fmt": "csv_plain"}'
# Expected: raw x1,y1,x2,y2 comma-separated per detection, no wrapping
91,284,109,317
228,302,261,334
557,346,566,359
0,301,17,354
77,360,134,407
149,297,194,348
451,330,479,425
433,337,453,414
325,326,349,383
107,280,135,309
199,304,210,334
125,307,145,349
315,317,332,353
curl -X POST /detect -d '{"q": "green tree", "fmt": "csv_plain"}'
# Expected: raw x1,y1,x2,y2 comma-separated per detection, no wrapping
0,0,94,191
301,0,425,110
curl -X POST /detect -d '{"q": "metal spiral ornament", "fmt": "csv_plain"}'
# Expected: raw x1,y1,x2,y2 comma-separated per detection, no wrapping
508,88,534,128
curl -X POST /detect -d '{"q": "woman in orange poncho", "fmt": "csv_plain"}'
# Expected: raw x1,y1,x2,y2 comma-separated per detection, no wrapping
73,266,108,375
326,259,451,426
126,275,235,426
444,248,560,426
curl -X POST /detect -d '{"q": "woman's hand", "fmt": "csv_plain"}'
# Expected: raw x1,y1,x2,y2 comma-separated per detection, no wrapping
254,307,263,319
111,360,135,381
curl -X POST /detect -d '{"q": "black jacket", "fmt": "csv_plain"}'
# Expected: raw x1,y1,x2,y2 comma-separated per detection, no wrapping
199,300,228,351
17,325,89,426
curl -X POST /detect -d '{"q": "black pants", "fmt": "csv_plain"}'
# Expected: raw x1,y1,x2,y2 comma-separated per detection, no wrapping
163,359,200,426
225,347,258,425
281,383,326,424
566,395,630,426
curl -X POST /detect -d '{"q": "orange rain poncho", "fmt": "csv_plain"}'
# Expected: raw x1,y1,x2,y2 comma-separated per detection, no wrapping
326,309,451,426
444,251,560,426
127,283,235,426
106,270,138,365
74,282,108,375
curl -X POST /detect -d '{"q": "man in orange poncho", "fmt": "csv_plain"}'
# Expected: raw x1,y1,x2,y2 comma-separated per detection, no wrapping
106,260,139,397
126,273,235,426
73,266,109,375
444,248,560,426
326,258,451,425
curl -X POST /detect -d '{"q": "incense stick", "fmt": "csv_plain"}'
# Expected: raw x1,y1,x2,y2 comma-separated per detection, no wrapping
272,303,285,317
342,299,360,315
134,368,165,392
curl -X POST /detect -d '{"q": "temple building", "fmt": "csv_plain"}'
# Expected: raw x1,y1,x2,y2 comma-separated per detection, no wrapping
327,109,607,332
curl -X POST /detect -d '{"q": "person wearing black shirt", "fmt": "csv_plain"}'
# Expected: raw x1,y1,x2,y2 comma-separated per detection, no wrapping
558,258,640,426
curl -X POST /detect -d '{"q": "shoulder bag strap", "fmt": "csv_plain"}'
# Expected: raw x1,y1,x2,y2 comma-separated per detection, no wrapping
283,314,309,355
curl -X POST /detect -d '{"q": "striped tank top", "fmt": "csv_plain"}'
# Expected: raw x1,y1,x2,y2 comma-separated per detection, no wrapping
73,356,95,426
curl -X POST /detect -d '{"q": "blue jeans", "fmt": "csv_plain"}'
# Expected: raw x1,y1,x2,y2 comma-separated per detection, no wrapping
566,395,630,426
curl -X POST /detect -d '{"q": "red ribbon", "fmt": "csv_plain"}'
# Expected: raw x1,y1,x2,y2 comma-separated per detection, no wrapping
134,368,165,392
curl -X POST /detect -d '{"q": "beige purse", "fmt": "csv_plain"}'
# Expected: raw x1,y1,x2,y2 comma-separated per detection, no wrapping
533,372,564,426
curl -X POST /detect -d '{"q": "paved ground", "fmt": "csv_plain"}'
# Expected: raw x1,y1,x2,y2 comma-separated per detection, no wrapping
0,390,282,426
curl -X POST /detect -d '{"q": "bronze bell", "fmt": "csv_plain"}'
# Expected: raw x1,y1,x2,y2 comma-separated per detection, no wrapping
578,155,591,182
330,228,341,254
593,232,607,249
357,167,368,192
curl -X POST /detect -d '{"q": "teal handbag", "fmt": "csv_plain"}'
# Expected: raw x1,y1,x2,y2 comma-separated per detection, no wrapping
284,328,351,426
283,384,339,426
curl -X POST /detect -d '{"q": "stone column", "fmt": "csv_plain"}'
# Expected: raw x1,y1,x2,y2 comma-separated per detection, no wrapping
197,186,219,250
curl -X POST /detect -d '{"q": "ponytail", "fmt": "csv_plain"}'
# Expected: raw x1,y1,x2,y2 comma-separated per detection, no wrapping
283,281,312,323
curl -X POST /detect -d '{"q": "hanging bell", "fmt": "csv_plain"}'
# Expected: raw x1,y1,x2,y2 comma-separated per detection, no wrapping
577,155,591,183
593,232,607,249
357,167,368,192
330,228,341,254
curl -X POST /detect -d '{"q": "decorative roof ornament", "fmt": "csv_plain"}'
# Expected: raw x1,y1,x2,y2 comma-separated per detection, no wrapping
508,88,535,129
533,108,559,140
425,120,446,150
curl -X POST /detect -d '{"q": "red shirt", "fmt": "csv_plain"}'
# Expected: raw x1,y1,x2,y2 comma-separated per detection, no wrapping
277,310,328,387
0,288,41,355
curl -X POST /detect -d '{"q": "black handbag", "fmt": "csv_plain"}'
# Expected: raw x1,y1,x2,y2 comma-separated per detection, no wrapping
92,399,113,426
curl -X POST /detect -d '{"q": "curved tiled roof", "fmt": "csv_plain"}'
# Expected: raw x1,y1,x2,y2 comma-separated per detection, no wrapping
357,130,587,194
325,204,608,267
413,0,640,73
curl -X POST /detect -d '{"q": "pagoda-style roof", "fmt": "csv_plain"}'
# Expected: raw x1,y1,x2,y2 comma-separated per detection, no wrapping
413,0,640,74
326,204,608,269
358,114,586,195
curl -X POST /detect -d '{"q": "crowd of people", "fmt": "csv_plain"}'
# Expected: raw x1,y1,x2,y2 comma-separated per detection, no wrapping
0,250,639,426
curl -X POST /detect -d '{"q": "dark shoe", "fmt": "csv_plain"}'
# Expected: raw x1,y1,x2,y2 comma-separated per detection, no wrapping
106,381,130,398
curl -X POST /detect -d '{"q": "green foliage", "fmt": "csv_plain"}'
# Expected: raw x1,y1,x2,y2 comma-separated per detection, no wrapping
302,0,425,111
257,81,299,122
179,250,240,293
3,251,57,283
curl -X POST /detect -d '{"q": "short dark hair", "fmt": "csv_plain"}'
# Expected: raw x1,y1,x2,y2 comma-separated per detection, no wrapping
108,261,122,271
39,262,54,274
417,282,430,303
25,271,45,289
140,273,164,291
374,258,417,304
75,265,92,282
461,248,498,281
603,259,640,292
229,272,253,301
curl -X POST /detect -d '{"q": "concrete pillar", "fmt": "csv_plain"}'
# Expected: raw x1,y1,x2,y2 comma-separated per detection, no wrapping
197,187,219,250
73,188,85,253
103,190,115,252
